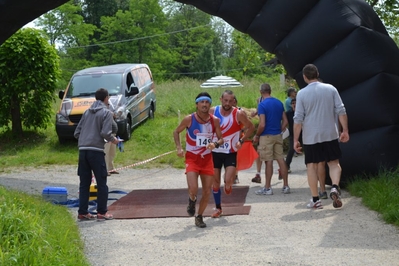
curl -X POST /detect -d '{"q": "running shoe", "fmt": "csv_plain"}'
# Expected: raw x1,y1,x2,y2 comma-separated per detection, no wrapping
224,184,232,195
330,187,343,208
234,176,239,184
307,199,323,209
255,187,273,195
281,186,291,194
251,174,261,183
195,215,206,228
211,208,223,218
78,213,97,221
97,212,113,220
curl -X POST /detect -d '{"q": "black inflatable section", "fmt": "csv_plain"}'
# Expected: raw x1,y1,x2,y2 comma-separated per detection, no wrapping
0,0,69,45
175,0,399,181
1,0,399,181
340,126,399,179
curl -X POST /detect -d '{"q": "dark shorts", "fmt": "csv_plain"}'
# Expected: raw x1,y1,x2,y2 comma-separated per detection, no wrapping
212,152,237,169
303,139,342,164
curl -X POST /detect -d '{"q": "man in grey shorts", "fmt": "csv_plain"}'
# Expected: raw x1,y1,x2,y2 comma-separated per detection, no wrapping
294,64,349,209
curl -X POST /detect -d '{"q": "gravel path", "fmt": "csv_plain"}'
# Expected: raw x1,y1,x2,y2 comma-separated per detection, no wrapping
1,156,399,265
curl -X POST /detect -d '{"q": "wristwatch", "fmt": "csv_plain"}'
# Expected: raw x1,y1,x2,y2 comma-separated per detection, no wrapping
239,139,244,144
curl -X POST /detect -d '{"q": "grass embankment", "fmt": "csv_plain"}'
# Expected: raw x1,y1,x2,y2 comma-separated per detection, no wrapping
347,169,399,227
0,186,89,265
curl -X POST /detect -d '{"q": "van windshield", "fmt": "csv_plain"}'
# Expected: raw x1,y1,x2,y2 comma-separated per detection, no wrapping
67,73,123,98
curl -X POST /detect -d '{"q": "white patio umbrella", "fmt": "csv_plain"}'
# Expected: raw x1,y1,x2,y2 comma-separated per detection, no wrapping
200,75,243,88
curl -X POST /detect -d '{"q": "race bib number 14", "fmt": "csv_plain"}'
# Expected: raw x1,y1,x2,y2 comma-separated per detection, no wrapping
196,133,212,147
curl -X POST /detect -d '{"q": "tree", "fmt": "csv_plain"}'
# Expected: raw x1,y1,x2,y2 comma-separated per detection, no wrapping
79,0,120,60
189,18,230,79
210,17,233,71
80,0,119,27
166,5,218,78
92,0,175,80
0,28,60,136
225,30,281,80
35,1,97,88
367,0,399,37
190,42,217,79
35,1,96,48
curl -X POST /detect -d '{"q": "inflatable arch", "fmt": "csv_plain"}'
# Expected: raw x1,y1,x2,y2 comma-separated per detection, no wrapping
1,0,399,180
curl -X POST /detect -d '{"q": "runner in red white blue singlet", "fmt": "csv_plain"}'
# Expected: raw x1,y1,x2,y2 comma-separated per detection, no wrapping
173,92,223,228
185,113,216,156
212,105,242,153
209,90,255,219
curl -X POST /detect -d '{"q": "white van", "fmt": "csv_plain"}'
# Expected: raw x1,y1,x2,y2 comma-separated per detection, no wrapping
55,63,156,143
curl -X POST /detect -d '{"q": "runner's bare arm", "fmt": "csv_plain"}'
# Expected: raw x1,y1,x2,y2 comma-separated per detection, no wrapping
238,110,255,142
173,115,191,157
208,117,224,150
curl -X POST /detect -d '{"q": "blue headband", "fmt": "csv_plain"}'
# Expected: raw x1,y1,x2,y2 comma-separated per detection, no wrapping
195,96,212,104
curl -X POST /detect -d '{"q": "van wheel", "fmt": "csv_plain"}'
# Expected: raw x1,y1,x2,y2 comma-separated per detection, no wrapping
148,105,155,119
121,119,131,141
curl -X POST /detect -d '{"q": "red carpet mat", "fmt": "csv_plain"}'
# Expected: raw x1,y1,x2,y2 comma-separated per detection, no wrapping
108,186,251,219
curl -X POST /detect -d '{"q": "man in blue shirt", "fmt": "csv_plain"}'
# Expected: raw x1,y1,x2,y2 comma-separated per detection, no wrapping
253,83,290,195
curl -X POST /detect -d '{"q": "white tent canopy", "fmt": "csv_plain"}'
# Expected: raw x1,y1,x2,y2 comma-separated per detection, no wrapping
200,75,243,88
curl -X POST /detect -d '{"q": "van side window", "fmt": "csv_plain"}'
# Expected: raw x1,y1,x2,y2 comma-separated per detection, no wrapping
126,72,134,90
132,67,151,89
142,68,152,85
132,69,141,88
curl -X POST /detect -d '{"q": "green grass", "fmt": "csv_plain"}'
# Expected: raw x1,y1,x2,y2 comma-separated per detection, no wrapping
347,168,399,227
0,186,89,266
0,75,285,170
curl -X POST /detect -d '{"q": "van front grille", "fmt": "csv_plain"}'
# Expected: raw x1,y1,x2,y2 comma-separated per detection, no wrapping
69,114,82,124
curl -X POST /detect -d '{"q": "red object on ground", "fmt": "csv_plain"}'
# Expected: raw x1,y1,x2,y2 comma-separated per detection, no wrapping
236,141,258,171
